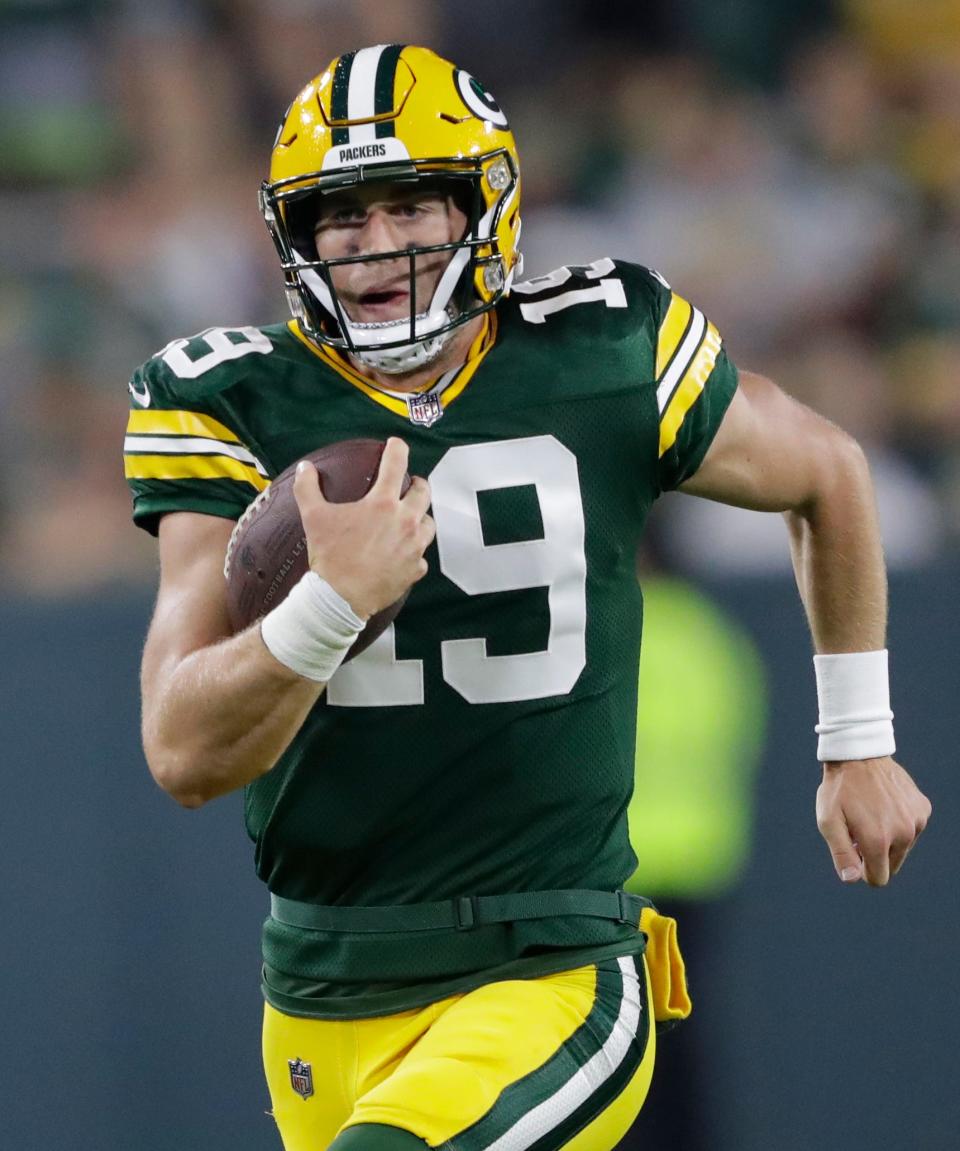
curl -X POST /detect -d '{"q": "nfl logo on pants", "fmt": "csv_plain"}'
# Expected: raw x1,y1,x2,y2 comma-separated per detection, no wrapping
288,1057,314,1100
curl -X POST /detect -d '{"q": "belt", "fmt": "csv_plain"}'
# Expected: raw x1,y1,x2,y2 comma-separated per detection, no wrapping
269,888,653,934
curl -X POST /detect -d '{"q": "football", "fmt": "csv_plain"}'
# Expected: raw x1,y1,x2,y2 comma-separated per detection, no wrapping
224,438,412,661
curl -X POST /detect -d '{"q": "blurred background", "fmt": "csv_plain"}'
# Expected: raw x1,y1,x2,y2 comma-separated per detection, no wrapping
0,1,956,1148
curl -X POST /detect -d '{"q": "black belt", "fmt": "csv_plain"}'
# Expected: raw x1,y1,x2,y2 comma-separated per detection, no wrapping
269,888,651,934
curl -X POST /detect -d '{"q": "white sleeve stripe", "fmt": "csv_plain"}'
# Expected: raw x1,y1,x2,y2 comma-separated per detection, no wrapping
656,307,706,415
123,436,269,476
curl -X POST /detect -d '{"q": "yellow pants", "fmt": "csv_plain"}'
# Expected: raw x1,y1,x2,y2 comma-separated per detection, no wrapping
262,955,656,1150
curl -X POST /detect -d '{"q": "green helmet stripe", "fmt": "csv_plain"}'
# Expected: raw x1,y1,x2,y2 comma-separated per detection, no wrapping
374,44,404,138
330,50,356,146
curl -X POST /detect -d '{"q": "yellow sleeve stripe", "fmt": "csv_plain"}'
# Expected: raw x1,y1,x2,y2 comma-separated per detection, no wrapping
656,304,706,414
125,408,242,443
124,453,269,490
658,321,723,458
655,292,693,380
124,433,268,475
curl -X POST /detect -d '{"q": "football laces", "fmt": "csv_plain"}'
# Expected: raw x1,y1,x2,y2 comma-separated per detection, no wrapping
223,483,275,581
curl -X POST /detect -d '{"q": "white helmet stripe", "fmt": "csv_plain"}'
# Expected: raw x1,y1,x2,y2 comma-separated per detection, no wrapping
347,45,388,143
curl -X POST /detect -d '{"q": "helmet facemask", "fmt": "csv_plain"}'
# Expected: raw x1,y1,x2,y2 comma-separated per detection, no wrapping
260,154,518,374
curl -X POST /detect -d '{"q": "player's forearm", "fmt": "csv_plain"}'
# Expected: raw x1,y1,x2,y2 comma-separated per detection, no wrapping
143,626,324,807
784,437,887,654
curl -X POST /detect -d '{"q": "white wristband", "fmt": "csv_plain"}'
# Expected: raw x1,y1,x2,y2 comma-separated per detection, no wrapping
814,649,896,762
260,572,364,683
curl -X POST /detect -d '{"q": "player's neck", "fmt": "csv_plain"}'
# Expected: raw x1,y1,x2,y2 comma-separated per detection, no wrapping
345,314,485,394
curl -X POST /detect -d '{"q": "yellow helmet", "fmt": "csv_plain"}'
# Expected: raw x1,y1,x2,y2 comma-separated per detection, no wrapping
260,44,522,373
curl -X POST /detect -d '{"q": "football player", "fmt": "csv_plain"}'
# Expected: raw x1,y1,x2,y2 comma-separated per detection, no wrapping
125,45,931,1151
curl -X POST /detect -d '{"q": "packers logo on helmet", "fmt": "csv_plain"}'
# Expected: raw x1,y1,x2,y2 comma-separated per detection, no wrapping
454,70,509,128
259,44,522,374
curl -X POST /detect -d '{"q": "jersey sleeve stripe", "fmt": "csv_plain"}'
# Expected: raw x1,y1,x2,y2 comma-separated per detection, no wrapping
125,408,243,444
656,305,706,415
655,292,693,380
124,435,269,476
124,452,269,490
658,321,723,458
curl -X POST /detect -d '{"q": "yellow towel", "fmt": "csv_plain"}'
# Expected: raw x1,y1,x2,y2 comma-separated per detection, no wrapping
639,906,693,1022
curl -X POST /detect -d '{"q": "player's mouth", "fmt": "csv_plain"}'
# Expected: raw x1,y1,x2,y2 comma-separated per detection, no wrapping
350,285,413,322
360,288,408,307
342,261,445,322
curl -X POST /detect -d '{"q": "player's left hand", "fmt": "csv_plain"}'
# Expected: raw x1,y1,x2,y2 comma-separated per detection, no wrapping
816,758,931,886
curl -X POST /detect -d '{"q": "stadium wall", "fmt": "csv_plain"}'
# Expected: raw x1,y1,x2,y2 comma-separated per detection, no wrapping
0,569,954,1151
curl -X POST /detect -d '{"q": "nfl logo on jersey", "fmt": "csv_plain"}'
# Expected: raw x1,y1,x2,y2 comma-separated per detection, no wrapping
288,1056,314,1100
407,392,443,427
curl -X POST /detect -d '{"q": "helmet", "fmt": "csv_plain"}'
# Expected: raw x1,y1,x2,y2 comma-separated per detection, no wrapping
260,44,522,374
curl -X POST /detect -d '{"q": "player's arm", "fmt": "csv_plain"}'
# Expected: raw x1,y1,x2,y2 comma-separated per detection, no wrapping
679,369,931,885
140,510,326,808
141,438,433,808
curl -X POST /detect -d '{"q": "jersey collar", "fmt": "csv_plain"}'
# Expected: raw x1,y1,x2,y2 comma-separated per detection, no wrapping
288,313,497,422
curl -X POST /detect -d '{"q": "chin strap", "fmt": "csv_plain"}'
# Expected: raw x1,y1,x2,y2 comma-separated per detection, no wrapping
351,317,454,374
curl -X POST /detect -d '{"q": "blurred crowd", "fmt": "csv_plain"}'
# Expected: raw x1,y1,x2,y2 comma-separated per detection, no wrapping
2,0,959,593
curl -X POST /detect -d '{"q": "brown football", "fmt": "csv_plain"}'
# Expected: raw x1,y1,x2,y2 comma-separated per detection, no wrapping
224,438,411,662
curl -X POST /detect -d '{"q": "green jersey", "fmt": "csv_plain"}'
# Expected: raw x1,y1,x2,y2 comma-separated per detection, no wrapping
125,259,738,1018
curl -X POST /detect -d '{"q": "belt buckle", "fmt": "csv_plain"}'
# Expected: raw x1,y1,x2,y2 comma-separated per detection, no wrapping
616,890,637,925
454,895,477,930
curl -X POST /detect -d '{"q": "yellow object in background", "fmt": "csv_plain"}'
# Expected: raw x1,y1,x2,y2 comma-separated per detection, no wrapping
845,0,960,69
627,575,768,901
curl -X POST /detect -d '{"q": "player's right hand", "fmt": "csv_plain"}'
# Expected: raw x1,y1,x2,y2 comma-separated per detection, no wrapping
816,757,932,886
292,437,435,620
